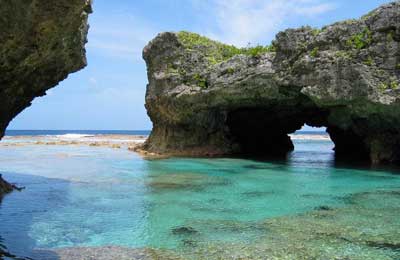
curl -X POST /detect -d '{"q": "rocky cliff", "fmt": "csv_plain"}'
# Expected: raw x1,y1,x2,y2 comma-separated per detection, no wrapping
143,2,400,164
0,0,92,196
0,0,92,138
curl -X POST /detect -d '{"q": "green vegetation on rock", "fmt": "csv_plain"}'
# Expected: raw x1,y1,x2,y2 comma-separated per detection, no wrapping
387,30,395,42
390,80,399,90
193,73,208,89
310,47,319,58
334,50,352,60
346,28,372,50
226,67,235,74
379,80,399,92
364,56,374,66
177,31,275,64
311,28,322,36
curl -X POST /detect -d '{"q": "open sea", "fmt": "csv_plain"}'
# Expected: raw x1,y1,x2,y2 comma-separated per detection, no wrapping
4,130,151,137
0,130,399,259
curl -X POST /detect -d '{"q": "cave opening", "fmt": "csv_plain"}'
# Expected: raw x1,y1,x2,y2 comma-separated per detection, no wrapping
289,125,335,165
225,107,370,162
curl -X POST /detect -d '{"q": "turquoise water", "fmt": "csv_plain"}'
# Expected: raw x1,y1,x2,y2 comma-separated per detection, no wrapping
0,139,400,259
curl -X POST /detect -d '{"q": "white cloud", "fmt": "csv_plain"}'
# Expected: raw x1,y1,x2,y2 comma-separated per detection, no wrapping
192,0,337,46
86,1,337,60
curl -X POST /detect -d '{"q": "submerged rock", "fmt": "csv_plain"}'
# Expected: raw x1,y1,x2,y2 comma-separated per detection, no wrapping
314,205,334,211
0,0,92,139
181,189,400,259
172,226,199,235
35,246,183,260
143,2,400,164
0,174,13,200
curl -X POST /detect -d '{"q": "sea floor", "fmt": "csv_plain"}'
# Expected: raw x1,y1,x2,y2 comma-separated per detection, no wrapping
0,136,399,259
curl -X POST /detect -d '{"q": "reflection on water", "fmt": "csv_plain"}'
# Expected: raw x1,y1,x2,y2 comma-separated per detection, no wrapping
0,139,399,259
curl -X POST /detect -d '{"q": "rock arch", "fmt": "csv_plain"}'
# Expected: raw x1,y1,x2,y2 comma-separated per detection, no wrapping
142,2,400,164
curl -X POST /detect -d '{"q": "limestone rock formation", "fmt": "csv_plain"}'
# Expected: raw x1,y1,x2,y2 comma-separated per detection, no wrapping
0,174,13,200
143,2,400,164
0,0,92,138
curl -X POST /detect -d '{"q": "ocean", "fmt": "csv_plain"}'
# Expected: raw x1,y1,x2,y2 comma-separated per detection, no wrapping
4,129,327,138
5,130,151,137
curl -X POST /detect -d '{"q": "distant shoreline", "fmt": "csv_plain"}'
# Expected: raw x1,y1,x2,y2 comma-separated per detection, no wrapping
0,134,148,152
4,130,151,137
4,130,328,137
2,131,331,146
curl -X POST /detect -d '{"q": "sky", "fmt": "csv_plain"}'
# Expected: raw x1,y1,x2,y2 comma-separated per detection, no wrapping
8,0,393,131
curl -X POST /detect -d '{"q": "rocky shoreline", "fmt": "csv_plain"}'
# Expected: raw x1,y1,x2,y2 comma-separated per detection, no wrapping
0,134,147,154
142,2,400,165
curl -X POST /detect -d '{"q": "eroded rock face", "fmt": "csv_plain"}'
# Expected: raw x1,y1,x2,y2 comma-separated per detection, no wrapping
0,174,13,200
0,0,92,138
143,2,400,164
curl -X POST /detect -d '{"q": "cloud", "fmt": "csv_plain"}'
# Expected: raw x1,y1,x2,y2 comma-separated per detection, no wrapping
192,0,337,46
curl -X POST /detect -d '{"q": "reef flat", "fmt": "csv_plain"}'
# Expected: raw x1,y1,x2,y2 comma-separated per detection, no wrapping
23,189,400,260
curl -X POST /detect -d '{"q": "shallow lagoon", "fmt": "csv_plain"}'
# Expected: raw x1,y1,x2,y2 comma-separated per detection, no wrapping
0,138,399,259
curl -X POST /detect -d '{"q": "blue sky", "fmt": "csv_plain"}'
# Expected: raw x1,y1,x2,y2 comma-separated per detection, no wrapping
8,0,392,130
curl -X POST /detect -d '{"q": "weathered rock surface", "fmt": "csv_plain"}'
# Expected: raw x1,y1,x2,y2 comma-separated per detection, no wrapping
0,0,92,138
0,174,13,200
143,2,400,164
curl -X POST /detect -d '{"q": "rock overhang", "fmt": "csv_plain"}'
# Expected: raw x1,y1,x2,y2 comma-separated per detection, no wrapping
0,0,92,139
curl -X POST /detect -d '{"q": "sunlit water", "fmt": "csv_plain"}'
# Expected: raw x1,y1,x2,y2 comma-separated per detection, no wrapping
0,138,400,259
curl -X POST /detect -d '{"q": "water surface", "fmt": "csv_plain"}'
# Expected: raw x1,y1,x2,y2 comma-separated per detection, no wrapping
0,138,399,259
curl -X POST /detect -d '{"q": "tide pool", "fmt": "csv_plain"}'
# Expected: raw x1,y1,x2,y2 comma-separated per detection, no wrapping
0,139,399,259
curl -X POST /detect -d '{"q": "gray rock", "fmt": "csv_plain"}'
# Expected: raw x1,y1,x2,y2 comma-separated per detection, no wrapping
143,2,400,164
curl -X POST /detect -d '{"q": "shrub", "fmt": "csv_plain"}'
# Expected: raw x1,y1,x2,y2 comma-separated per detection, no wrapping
346,28,372,50
311,28,321,36
310,47,319,58
177,31,275,64
193,73,208,89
